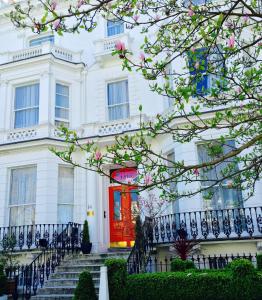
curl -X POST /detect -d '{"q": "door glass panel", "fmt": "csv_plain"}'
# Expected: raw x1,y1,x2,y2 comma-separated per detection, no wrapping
114,190,121,221
130,190,138,219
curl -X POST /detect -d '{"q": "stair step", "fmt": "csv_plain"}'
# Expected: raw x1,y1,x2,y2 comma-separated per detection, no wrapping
57,264,102,272
50,270,100,279
31,295,74,300
36,286,76,295
47,277,100,287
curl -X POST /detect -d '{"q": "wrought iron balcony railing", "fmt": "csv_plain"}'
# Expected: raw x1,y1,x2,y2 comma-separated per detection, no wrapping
152,206,262,244
0,223,83,252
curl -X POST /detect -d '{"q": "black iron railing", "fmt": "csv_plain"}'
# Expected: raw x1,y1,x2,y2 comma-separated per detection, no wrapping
153,206,262,244
0,223,83,251
146,253,258,273
3,223,82,299
127,218,154,274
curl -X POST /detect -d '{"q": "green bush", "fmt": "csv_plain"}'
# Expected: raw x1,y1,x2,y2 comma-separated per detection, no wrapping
0,264,7,296
257,254,262,270
73,271,97,300
126,271,262,300
227,258,256,278
104,258,127,300
171,258,196,272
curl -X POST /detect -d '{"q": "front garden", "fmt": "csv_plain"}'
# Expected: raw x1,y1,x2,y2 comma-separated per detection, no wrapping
73,256,262,300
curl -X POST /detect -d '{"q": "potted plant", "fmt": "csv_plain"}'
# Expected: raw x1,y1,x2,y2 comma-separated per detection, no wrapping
0,264,7,300
81,220,92,254
0,235,18,299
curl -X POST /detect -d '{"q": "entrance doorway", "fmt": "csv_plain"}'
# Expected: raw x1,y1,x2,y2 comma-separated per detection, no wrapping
109,168,138,248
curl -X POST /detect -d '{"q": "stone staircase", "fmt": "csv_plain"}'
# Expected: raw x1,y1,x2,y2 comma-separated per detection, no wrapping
31,252,129,300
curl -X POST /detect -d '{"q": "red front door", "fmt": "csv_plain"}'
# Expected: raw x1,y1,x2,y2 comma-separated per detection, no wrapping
109,186,138,247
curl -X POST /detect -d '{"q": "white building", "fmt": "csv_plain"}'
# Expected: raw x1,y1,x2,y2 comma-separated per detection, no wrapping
0,1,261,256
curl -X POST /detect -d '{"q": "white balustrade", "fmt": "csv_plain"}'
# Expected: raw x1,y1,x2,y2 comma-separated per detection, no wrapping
7,128,37,142
0,43,82,64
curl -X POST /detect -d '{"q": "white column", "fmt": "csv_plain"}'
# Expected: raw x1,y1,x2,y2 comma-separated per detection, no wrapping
39,71,51,126
0,80,8,132
99,266,109,300
0,166,8,226
86,170,99,252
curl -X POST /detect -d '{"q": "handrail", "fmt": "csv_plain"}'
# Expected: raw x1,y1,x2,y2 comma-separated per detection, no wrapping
5,223,83,299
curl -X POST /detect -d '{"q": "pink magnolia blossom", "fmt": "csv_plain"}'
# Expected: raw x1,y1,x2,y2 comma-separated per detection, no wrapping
53,19,61,30
133,15,139,22
50,0,57,11
154,15,160,21
77,0,85,8
235,86,242,94
239,102,244,108
194,61,200,69
139,52,145,61
188,8,194,17
144,173,153,185
243,15,249,23
228,35,235,48
193,168,200,176
95,151,102,160
191,47,196,53
115,41,126,51
227,181,233,188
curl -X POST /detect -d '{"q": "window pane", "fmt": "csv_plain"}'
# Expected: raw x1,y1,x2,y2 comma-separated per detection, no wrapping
130,190,138,219
55,108,69,120
10,167,37,206
58,166,74,204
55,84,69,123
56,94,69,108
15,108,39,129
108,80,129,121
58,204,73,224
29,35,54,47
107,20,124,36
113,191,121,221
14,84,39,128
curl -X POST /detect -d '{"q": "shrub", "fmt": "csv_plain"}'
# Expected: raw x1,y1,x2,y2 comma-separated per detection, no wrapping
227,258,256,278
257,254,262,270
73,271,97,300
171,258,196,272
104,258,127,300
82,220,90,244
0,264,7,296
126,271,262,300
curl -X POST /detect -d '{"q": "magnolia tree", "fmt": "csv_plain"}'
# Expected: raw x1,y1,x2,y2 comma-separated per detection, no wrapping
8,0,262,201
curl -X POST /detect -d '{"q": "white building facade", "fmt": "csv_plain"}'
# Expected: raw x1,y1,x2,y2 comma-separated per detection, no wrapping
0,2,261,255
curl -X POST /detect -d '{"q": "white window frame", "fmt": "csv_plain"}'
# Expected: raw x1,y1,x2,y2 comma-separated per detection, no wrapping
107,79,130,121
55,82,70,128
57,165,75,224
13,82,40,129
106,19,124,37
9,165,37,226
28,34,55,47
196,140,242,210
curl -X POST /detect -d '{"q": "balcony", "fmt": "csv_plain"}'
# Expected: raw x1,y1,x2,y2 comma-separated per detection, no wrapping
0,124,84,145
0,42,82,65
93,33,131,64
150,206,262,244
